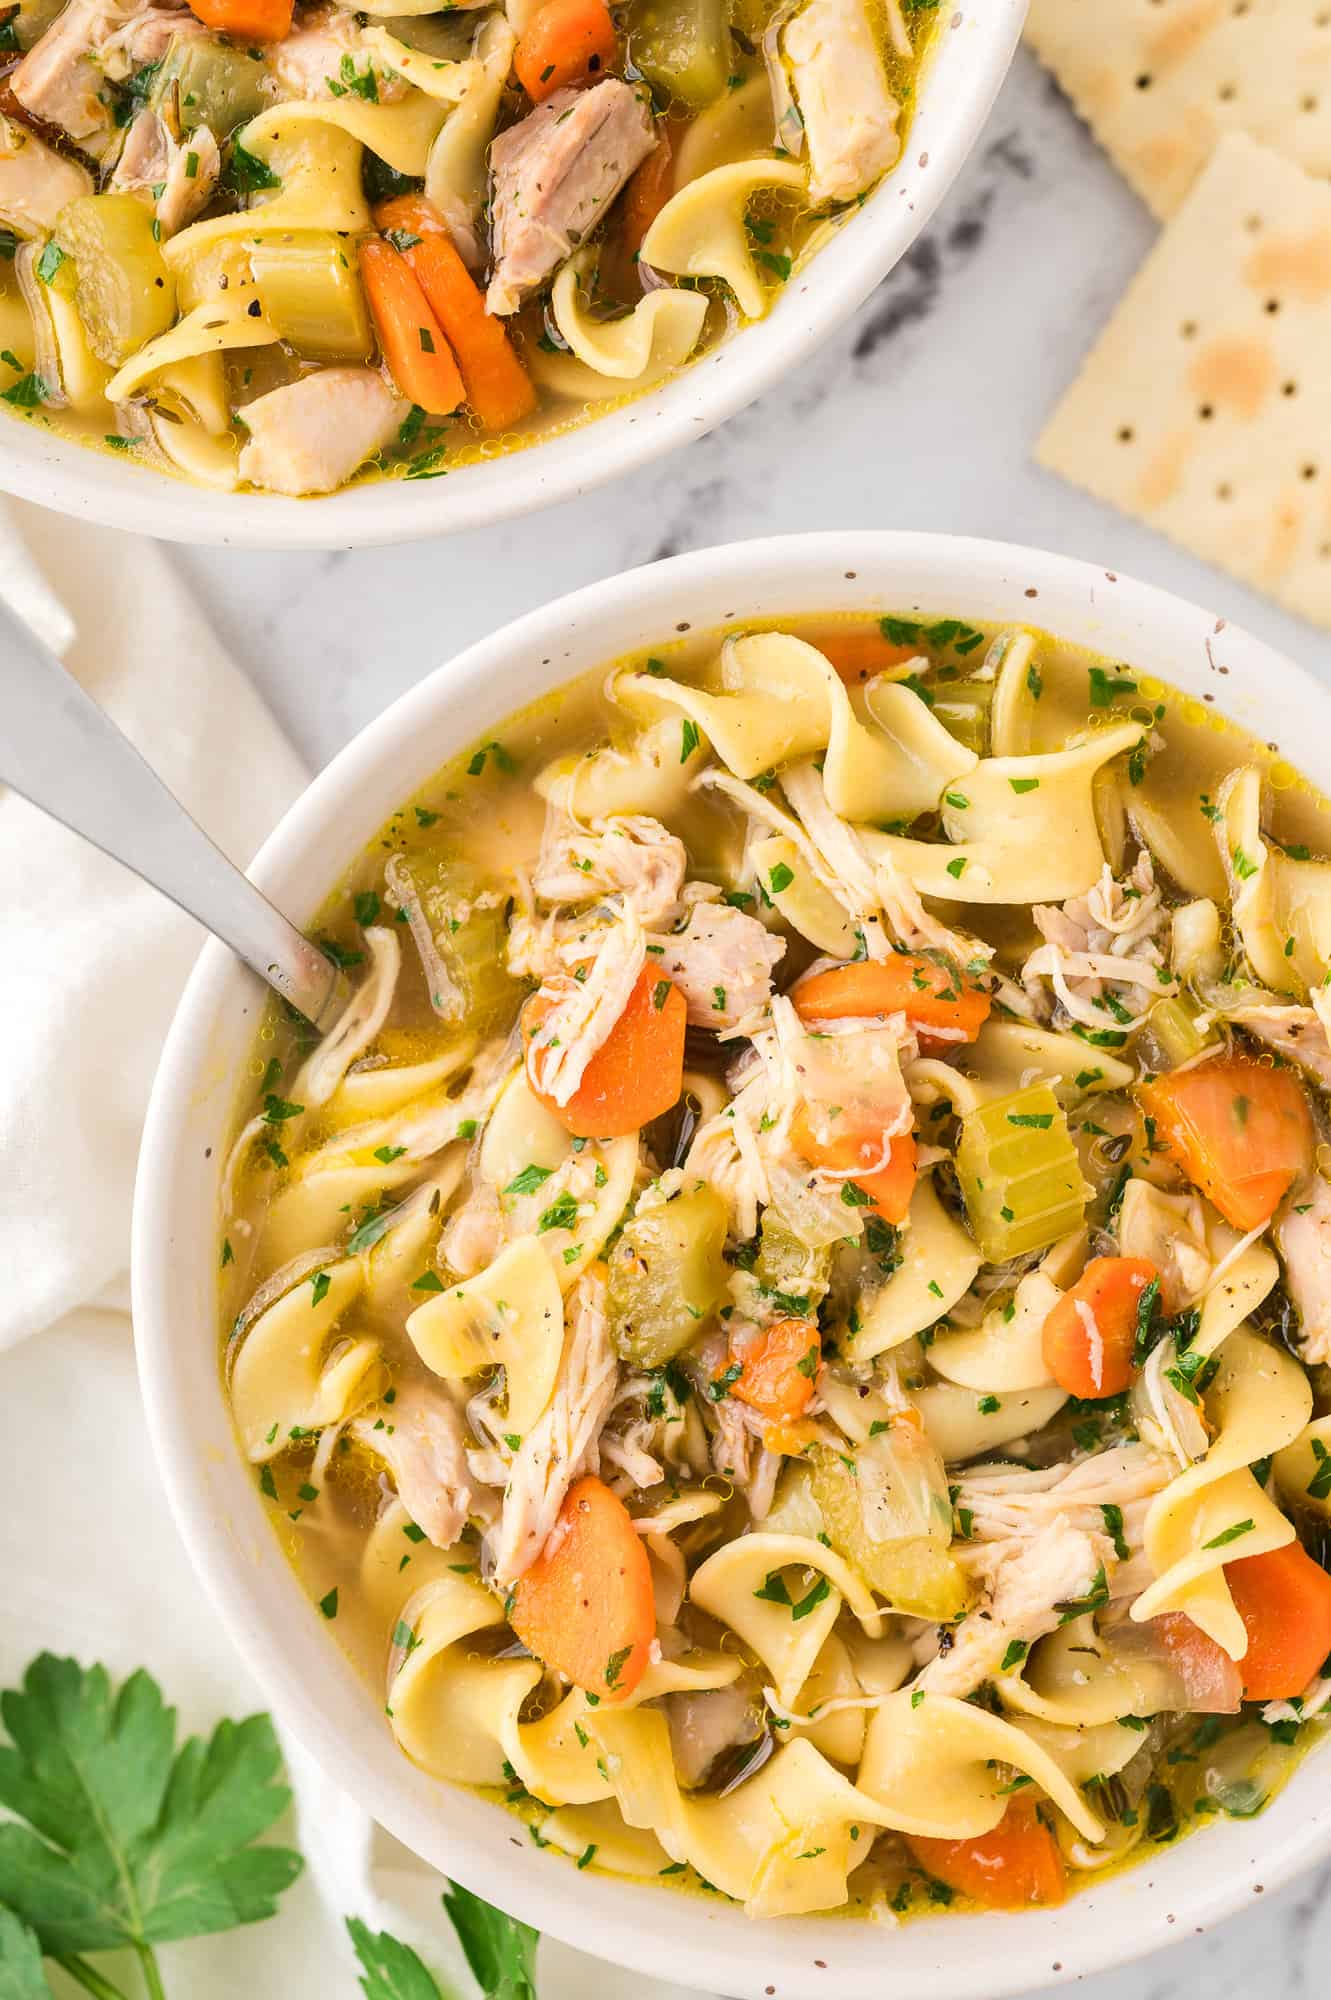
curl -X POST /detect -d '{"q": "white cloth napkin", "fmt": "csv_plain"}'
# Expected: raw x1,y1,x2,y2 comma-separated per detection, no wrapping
0,500,698,2000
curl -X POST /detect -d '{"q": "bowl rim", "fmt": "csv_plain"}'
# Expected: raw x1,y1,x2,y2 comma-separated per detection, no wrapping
132,530,1331,1999
0,3,1025,550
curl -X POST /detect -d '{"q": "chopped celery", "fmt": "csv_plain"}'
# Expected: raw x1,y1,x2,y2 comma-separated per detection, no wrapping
250,231,371,360
606,1182,730,1366
395,853,523,1034
629,0,730,108
56,193,175,366
932,678,993,757
152,35,268,140
755,1210,831,1310
808,1440,970,1619
1145,995,1207,1070
12,0,64,48
955,1080,1090,1262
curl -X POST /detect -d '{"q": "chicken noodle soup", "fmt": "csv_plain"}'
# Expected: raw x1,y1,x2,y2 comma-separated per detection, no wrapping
224,608,1331,1917
0,0,933,494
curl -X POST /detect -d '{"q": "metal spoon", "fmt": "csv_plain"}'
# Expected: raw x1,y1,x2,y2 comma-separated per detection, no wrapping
0,594,344,1028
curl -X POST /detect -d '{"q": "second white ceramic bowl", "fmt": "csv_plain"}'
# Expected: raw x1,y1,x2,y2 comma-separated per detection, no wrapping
0,8,1023,548
133,532,1331,1999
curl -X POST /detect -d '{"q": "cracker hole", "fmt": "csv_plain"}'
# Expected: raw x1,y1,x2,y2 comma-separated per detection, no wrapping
1319,9,1331,23
1232,0,1250,11
1116,424,1135,443
1302,463,1319,480
1320,542,1331,560
1135,72,1152,88
1198,403,1215,421
1265,297,1281,313
1283,380,1298,397
1216,482,1233,500
1180,318,1198,338
1303,95,1320,112
1217,82,1237,101
1244,213,1263,233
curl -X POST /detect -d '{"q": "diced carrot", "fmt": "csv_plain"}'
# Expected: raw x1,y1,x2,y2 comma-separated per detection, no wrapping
373,196,537,432
789,1103,917,1225
794,956,991,1049
514,0,617,100
907,1797,1066,1910
730,1317,821,1424
359,237,463,417
524,965,686,1138
1224,1543,1331,1700
619,126,674,258
1138,1056,1314,1232
1040,1255,1158,1401
805,627,923,685
509,1475,655,1701
187,0,291,40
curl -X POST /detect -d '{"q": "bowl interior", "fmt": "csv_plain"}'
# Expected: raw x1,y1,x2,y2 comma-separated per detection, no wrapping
1,6,1023,550
133,532,1331,2000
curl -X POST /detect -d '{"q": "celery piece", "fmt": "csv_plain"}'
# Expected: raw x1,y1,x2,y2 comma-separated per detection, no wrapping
396,853,523,1034
755,1210,830,1310
955,1080,1091,1262
152,35,268,140
931,678,994,757
56,193,176,366
250,231,372,360
629,0,731,109
808,1442,970,1619
607,1183,730,1366
1145,995,1207,1071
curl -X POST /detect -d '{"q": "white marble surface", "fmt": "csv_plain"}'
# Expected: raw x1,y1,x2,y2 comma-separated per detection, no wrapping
152,37,1331,1999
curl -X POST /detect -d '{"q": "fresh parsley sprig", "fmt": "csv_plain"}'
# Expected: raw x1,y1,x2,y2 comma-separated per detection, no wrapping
347,1884,538,2000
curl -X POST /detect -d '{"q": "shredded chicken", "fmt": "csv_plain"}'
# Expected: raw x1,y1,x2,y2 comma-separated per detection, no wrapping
0,113,92,234
919,1516,1110,1698
350,1381,473,1550
1278,1173,1331,1365
524,906,645,1107
292,925,400,1110
110,110,219,235
1023,853,1175,1033
648,901,785,1030
489,1273,620,1584
1234,1002,1331,1088
268,9,411,102
954,1445,1172,1603
532,810,687,927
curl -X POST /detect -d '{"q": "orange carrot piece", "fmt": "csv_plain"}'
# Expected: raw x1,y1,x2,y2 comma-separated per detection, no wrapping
373,196,537,432
907,1798,1066,1910
510,1475,655,1701
806,628,924,685
619,127,674,258
794,956,991,1048
187,0,291,40
525,965,687,1138
1040,1255,1159,1401
1151,1611,1244,1712
730,1317,821,1424
514,0,617,99
1225,1543,1331,1700
359,236,463,416
1139,1056,1314,1232
789,1103,917,1225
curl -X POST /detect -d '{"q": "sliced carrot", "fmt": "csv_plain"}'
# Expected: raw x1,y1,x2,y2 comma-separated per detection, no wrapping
514,0,617,100
525,965,686,1138
619,126,674,258
509,1475,655,1701
789,1103,917,1225
187,0,291,40
794,955,991,1049
359,236,463,416
730,1317,821,1424
907,1797,1066,1910
373,196,537,432
1224,1542,1331,1700
805,627,923,685
1138,1056,1313,1232
1040,1255,1158,1401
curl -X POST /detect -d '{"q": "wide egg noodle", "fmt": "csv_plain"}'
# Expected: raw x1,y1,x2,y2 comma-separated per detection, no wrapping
478,1068,637,1289
230,1258,384,1460
502,1653,741,1806
388,1572,539,1786
640,158,808,321
405,1234,564,1435
915,1383,1069,1463
535,712,708,821
1219,765,1331,993
1129,793,1229,904
857,1690,1103,1842
751,833,858,955
539,1801,672,1877
166,124,371,286
848,1170,981,1363
1275,1413,1331,1522
547,247,708,386
927,1267,1063,1392
1130,1327,1311,1655
863,722,1148,904
688,1531,882,1706
329,1042,478,1123
424,13,516,258
956,1020,1136,1102
358,1497,466,1625
1001,1613,1193,1728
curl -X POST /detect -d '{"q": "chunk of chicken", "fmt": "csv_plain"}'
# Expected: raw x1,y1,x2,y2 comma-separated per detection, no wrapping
918,1516,1108,1699
238,368,404,497
269,10,410,103
1115,1175,1212,1311
10,0,127,152
0,113,92,237
532,810,687,929
1278,1173,1331,1365
1023,854,1175,1033
649,901,786,1030
487,78,656,315
1234,1003,1331,1089
523,906,645,1107
110,110,219,236
350,1380,473,1550
954,1445,1172,1602
489,1272,619,1583
782,0,900,206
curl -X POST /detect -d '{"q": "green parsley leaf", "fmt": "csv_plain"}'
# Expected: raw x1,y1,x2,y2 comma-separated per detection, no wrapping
1008,777,1040,794
768,861,794,894
374,1144,407,1164
0,1654,302,1963
652,978,671,1010
0,1908,48,2000
1101,1502,1130,1562
945,856,967,879
223,138,280,194
411,1270,445,1293
680,719,701,763
347,1914,447,1998
1088,665,1138,707
1201,1518,1255,1550
309,1270,331,1308
441,1881,539,2000
999,1640,1028,1671
791,1574,831,1621
354,890,381,926
0,371,47,409
505,1164,552,1197
537,1191,579,1234
34,240,65,285
319,1587,338,1619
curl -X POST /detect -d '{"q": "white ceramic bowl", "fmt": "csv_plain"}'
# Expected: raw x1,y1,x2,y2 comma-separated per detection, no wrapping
133,532,1331,2000
0,10,1022,549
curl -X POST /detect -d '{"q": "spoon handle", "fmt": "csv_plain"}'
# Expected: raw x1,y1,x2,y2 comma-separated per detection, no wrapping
0,595,341,1027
